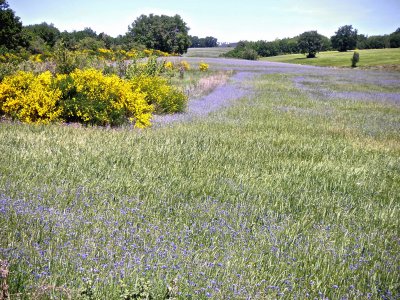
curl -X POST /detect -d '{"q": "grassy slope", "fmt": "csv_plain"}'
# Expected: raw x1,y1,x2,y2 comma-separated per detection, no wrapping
1,72,399,298
261,48,400,68
184,47,232,58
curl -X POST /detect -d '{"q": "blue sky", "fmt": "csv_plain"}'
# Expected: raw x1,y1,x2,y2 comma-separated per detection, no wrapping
7,0,400,42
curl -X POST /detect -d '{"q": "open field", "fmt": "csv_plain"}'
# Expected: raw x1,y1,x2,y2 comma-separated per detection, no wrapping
184,47,233,58
1,58,400,299
261,48,400,69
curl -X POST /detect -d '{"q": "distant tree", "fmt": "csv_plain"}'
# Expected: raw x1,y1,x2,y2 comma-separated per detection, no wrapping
25,35,49,54
127,14,191,54
98,32,114,49
77,37,105,51
23,22,60,48
190,35,200,47
72,27,98,41
203,36,218,47
389,28,400,48
0,0,25,51
331,25,358,52
356,34,368,49
297,31,323,58
279,37,299,54
320,35,332,51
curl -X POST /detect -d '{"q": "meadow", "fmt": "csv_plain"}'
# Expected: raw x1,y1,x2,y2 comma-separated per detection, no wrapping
261,48,400,69
1,58,400,299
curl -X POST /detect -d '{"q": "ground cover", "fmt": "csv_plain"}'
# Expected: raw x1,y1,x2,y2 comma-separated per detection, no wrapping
1,59,399,299
261,48,400,69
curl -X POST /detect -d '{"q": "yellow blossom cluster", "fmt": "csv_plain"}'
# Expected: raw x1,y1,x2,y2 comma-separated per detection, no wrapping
199,62,209,72
0,71,62,124
131,75,188,114
0,69,154,127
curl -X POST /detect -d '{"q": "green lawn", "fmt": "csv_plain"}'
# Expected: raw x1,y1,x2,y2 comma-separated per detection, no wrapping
184,47,232,58
261,48,400,69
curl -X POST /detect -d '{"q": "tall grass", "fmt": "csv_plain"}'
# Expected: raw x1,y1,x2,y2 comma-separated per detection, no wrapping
1,67,399,299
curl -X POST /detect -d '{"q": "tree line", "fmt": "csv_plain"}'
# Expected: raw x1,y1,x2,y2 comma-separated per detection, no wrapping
225,25,400,60
0,1,200,55
1,0,399,58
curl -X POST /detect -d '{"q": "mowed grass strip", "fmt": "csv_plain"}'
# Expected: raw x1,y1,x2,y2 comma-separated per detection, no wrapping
0,72,399,298
262,48,400,69
184,47,233,58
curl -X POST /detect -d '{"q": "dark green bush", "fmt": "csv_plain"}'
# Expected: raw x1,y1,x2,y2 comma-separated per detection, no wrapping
351,51,360,67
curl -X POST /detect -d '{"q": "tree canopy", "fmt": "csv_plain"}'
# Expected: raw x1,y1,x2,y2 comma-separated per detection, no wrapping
127,14,191,54
331,25,358,52
297,31,323,58
190,36,218,48
389,28,400,48
0,0,25,51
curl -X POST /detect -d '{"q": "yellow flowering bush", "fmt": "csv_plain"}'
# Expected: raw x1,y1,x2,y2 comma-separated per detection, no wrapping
58,69,153,127
164,61,174,71
179,60,190,71
0,71,62,123
130,75,187,114
199,62,209,72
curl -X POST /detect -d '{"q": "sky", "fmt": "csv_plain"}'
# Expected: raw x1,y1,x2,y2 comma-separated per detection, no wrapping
7,0,400,43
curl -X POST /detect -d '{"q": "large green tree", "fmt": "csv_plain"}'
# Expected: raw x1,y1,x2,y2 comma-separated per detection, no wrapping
0,0,25,51
297,31,323,58
331,25,358,52
127,14,191,54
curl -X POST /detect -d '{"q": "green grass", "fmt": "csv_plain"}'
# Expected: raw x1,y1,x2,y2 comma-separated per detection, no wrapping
184,47,233,58
1,70,399,299
261,48,400,69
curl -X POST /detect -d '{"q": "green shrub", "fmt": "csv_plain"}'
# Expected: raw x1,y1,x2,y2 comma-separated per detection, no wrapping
351,51,360,67
126,56,166,78
0,61,18,81
241,48,258,60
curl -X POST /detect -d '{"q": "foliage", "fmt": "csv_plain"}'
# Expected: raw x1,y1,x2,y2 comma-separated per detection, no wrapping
0,61,17,80
127,14,191,54
224,41,259,60
130,74,187,114
199,62,209,72
0,0,26,51
224,36,305,59
189,36,218,48
389,28,400,48
351,51,360,67
53,40,81,74
297,30,323,58
120,279,153,300
357,34,390,49
126,56,167,78
0,71,62,123
58,68,153,127
77,37,105,52
331,25,358,52
23,22,60,48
